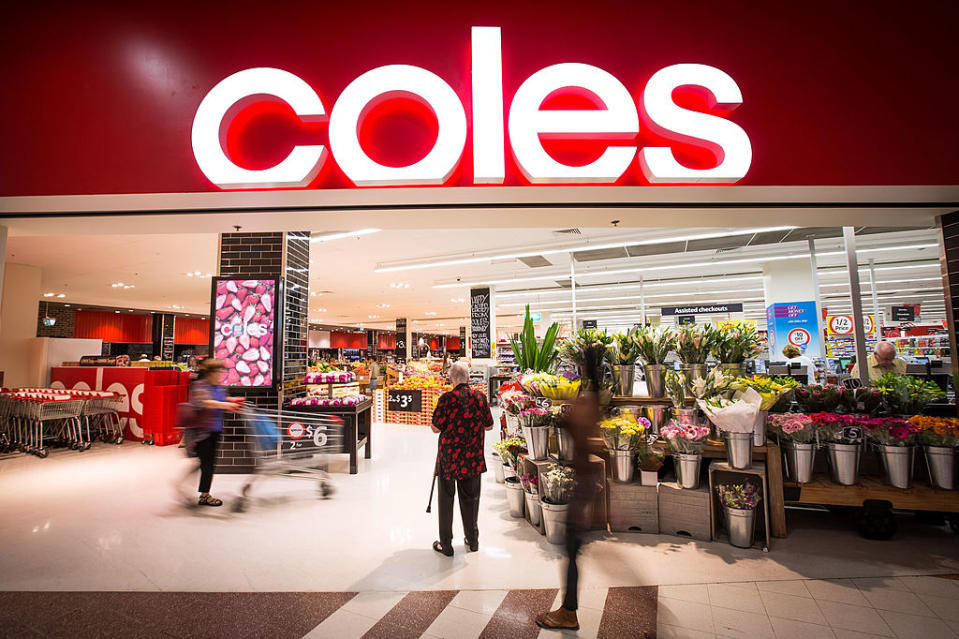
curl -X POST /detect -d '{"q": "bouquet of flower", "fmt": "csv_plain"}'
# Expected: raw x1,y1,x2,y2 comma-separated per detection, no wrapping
716,480,762,510
810,412,873,444
608,331,642,365
711,321,764,363
873,373,946,415
767,413,816,444
698,387,762,434
731,376,793,411
839,386,883,416
862,416,921,446
542,463,576,504
660,420,711,454
675,324,716,365
909,416,959,448
540,378,581,400
520,472,540,494
599,411,650,450
665,370,690,408
518,371,559,396
493,436,527,467
794,384,844,413
499,390,536,416
767,377,800,413
558,328,614,369
691,369,733,401
518,406,551,427
633,325,676,365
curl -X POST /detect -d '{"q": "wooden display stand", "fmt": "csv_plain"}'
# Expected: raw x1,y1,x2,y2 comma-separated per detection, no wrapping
518,454,607,531
607,481,659,534
658,481,713,541
708,460,771,551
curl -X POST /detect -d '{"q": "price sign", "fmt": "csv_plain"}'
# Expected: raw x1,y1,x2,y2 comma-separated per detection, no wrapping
828,315,854,335
840,426,862,441
646,432,659,445
388,389,422,412
288,422,305,439
280,415,338,451
787,327,811,347
535,397,553,409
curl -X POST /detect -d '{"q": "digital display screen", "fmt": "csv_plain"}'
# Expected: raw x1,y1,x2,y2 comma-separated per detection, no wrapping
212,278,278,387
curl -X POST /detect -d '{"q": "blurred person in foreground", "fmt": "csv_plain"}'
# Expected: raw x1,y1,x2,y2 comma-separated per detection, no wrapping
851,341,907,379
177,358,244,507
430,362,493,555
536,345,604,631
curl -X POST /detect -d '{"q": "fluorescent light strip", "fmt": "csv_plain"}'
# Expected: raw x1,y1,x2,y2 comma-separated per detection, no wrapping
310,228,381,243
500,288,764,308
377,226,798,273
495,275,766,299
548,297,767,315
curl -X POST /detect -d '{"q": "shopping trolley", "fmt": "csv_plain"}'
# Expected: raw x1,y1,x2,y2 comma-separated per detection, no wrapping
0,392,85,457
233,406,346,512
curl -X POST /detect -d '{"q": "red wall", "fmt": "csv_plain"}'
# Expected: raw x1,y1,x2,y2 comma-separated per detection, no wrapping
74,311,152,343
377,333,396,349
3,1,959,196
174,318,210,345
446,337,461,351
331,331,366,349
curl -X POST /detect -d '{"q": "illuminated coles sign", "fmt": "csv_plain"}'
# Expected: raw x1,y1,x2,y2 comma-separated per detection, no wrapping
212,278,277,387
192,26,751,190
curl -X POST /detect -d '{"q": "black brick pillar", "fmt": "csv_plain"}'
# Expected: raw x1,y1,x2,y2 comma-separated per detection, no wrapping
937,213,959,397
151,313,175,360
215,231,311,472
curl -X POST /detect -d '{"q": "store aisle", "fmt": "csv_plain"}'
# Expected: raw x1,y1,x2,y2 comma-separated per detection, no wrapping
0,420,957,597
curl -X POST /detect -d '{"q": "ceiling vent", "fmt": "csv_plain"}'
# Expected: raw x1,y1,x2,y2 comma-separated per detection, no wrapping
518,255,553,268
554,228,582,235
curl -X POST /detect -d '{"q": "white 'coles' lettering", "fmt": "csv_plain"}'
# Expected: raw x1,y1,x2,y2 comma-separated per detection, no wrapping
192,26,752,189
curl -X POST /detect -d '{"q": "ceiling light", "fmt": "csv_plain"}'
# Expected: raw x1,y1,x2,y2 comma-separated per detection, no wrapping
56,293,66,298
64,304,71,307
424,311,437,316
115,310,120,314
376,303,391,309
314,308,328,312
375,226,797,273
311,228,381,243
450,297,466,303
389,282,410,289
43,292,54,297
368,314,380,319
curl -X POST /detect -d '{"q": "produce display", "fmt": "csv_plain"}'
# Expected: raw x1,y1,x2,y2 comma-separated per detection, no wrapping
389,375,450,392
290,395,368,407
304,371,356,384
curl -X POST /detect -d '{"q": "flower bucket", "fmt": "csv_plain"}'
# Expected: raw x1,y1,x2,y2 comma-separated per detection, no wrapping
826,443,861,486
679,363,706,381
724,432,753,470
611,449,635,483
505,477,526,518
644,404,669,435
523,425,550,461
724,506,757,548
541,500,569,545
924,446,956,490
879,445,916,489
783,441,816,484
490,451,505,484
717,363,744,378
525,492,542,525
644,364,666,398
555,426,575,462
505,414,520,436
613,364,636,396
675,452,702,489
503,464,517,481
753,409,769,447
674,408,702,427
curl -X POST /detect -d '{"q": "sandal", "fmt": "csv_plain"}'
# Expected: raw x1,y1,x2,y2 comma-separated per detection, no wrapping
198,494,223,507
432,541,453,557
535,608,579,631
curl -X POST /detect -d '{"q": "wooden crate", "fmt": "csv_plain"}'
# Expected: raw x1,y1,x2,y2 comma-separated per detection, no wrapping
708,461,771,551
518,455,608,531
658,481,713,541
607,482,659,534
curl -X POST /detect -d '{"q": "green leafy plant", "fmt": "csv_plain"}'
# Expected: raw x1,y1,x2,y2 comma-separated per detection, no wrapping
558,328,614,369
509,305,559,372
609,330,641,365
711,321,764,363
633,325,677,365
665,370,690,408
873,373,945,415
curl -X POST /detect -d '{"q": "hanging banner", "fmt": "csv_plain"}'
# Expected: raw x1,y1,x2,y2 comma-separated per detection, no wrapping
661,303,743,316
766,302,822,358
826,314,875,336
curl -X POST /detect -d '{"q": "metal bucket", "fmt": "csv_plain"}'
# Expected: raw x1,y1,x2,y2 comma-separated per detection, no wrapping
505,414,520,436
827,442,861,486
753,410,769,447
717,363,744,378
724,432,753,469
525,492,542,525
680,363,706,381
523,425,550,461
490,451,505,483
644,364,666,398
675,453,702,489
924,446,956,490
613,365,636,396
674,408,702,427
555,426,575,462
644,404,669,435
880,445,916,489
503,464,517,481
784,441,816,483
724,506,757,548
541,500,569,545
611,449,635,483
505,477,526,518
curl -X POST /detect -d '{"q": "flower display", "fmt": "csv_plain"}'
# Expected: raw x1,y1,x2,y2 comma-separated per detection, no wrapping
908,416,959,447
711,321,764,364
732,376,793,411
520,472,540,493
290,394,367,407
698,387,762,434
542,463,576,504
766,413,816,443
304,370,356,384
793,384,844,413
873,373,946,415
499,390,536,416
518,406,551,427
660,420,711,454
675,324,716,365
691,369,733,401
861,416,922,447
599,411,650,450
839,386,883,416
665,370,690,409
540,378,582,400
809,412,875,444
716,480,762,510
493,436,527,467
609,330,642,365
632,325,677,365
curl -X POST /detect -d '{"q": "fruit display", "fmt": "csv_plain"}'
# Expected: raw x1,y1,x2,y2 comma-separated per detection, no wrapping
389,375,451,392
290,395,367,407
305,371,356,384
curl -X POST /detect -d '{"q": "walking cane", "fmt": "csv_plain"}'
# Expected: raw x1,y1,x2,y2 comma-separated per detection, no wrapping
426,440,439,513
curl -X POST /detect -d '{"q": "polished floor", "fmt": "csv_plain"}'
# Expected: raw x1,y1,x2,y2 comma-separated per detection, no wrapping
0,420,957,638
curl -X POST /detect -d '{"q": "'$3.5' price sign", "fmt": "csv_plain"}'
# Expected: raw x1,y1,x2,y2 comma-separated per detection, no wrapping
388,389,422,412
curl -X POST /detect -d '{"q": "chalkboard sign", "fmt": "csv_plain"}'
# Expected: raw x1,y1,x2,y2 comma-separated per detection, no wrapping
582,319,598,329
395,319,407,361
678,314,696,325
470,287,492,358
388,388,422,412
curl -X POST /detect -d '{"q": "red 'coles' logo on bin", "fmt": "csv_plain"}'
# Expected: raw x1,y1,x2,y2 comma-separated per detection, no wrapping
287,422,304,439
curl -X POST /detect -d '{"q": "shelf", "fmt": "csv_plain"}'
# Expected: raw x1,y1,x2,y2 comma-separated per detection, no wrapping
783,475,959,513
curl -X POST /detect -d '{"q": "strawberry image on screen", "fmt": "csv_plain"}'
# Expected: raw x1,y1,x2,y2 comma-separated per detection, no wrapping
212,279,276,387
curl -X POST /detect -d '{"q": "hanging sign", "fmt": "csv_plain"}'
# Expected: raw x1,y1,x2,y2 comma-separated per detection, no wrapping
661,303,743,316
677,315,696,325
891,305,917,322
470,287,492,358
582,319,598,329
767,302,821,358
826,314,874,335
395,318,408,361
459,326,467,357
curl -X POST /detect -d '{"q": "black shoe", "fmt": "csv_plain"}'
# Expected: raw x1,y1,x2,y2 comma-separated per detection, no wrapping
433,541,453,556
465,537,478,552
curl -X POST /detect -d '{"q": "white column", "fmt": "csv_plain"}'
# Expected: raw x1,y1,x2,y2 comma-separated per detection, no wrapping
808,239,826,349
843,227,870,384
762,257,822,359
570,260,577,329
0,262,42,386
868,258,881,339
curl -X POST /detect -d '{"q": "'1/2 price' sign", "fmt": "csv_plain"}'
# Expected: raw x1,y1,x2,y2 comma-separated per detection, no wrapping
388,389,422,413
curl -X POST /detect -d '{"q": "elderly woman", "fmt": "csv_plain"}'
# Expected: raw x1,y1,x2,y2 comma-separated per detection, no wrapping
430,362,493,556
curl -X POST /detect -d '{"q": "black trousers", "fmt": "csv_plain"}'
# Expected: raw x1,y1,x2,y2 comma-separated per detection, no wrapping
562,524,585,611
437,475,482,547
195,432,221,493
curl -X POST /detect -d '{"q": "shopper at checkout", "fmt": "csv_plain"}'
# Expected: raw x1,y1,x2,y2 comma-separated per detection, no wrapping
782,345,816,383
851,341,907,380
429,362,494,556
